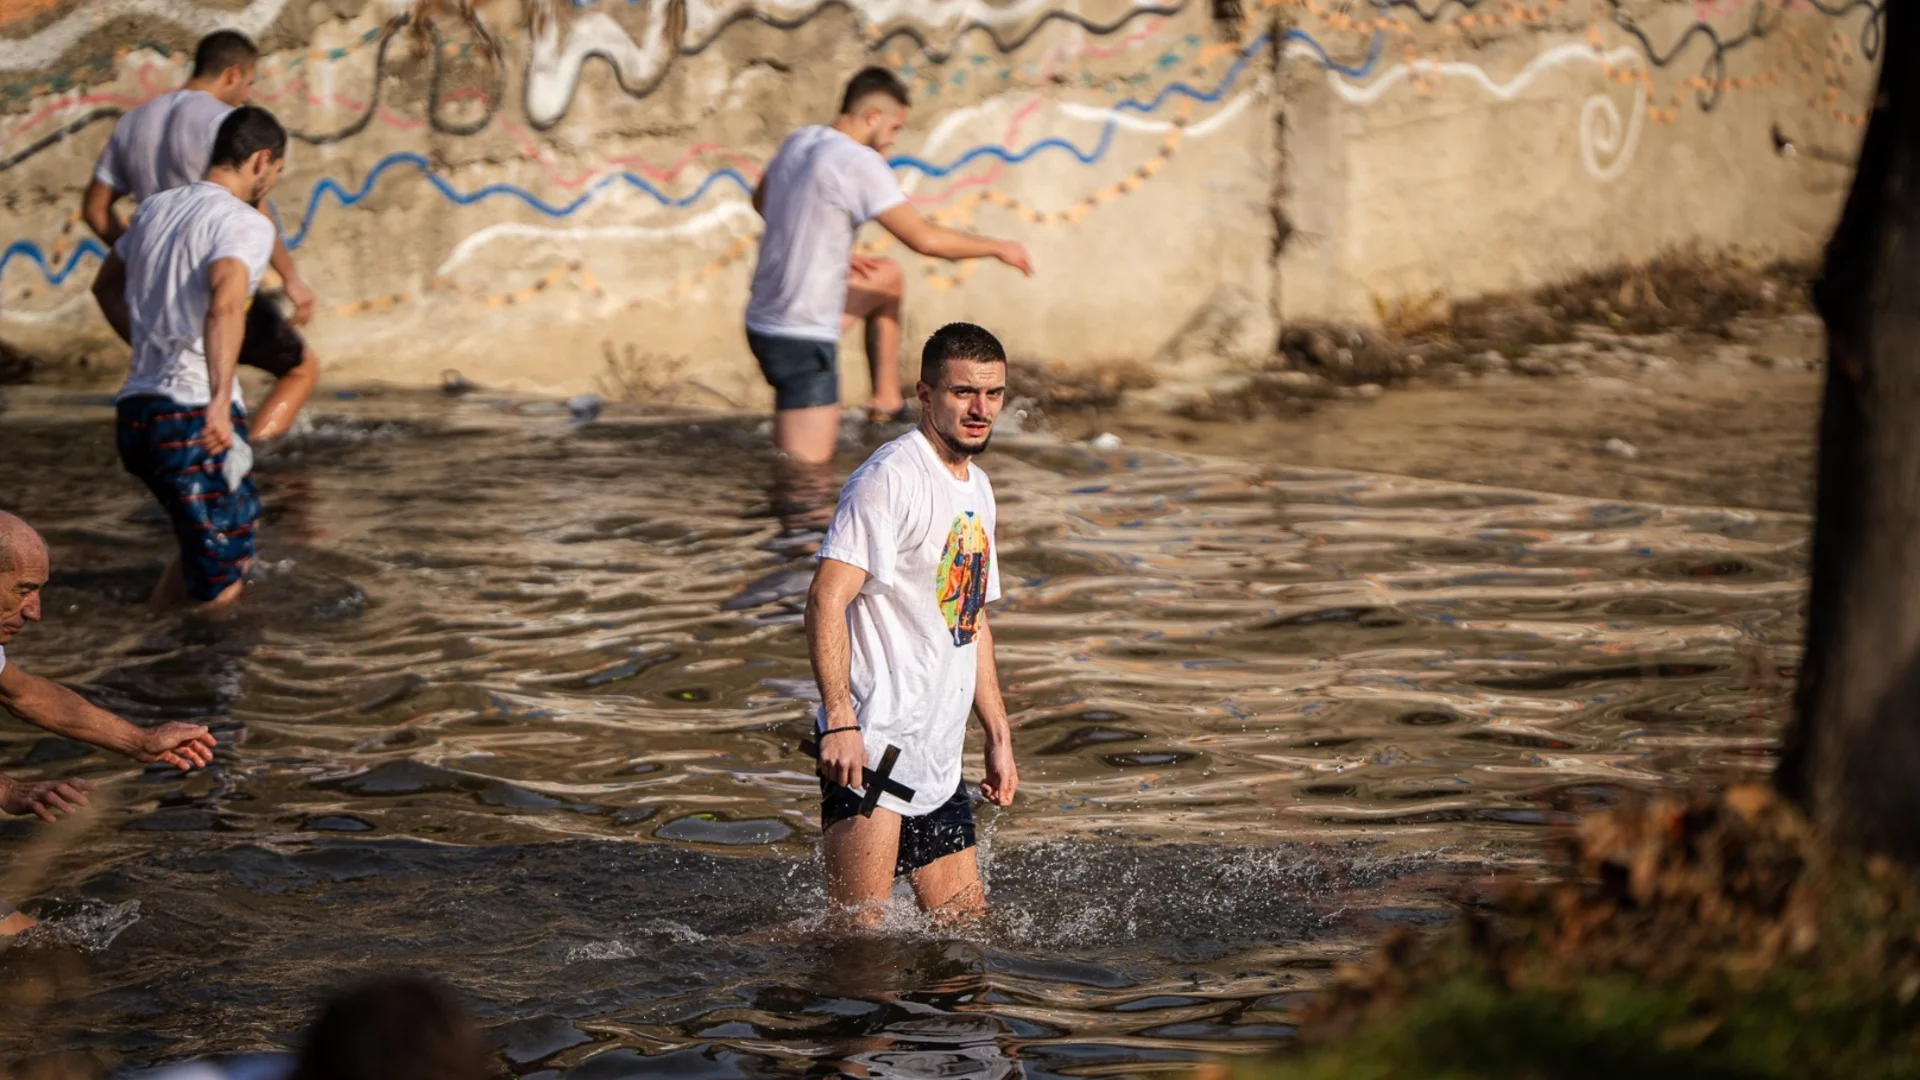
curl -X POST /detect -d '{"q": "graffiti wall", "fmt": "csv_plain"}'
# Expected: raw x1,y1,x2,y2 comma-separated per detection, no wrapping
0,0,1882,401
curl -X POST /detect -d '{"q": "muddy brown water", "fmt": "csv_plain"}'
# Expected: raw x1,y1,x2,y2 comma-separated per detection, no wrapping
0,386,1805,1077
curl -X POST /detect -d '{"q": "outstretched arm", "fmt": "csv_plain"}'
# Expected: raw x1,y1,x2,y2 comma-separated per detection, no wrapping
0,662,214,771
805,558,872,789
873,204,1033,274
90,250,132,344
972,616,1017,806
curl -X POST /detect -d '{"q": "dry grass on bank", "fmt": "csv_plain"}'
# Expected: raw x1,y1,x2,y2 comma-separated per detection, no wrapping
1222,785,1920,1080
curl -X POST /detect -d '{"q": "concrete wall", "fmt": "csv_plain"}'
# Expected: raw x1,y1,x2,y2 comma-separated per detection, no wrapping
0,0,1881,402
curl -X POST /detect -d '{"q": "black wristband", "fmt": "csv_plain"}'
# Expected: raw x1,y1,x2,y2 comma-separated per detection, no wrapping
819,726,861,738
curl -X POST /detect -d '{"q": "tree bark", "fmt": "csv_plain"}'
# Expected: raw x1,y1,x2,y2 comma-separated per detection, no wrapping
1776,3,1920,858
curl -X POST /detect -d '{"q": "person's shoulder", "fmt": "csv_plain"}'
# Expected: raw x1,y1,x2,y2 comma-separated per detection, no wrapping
845,432,927,490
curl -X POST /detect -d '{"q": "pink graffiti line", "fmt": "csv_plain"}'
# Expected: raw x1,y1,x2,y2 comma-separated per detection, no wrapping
1,88,143,148
909,95,1044,206
494,116,763,190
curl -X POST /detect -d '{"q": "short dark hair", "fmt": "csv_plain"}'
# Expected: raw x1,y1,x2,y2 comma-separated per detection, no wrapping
208,106,287,169
920,322,1007,386
289,977,491,1080
192,30,259,79
839,66,910,115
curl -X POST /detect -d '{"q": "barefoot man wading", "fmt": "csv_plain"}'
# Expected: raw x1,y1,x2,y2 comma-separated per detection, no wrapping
748,68,1031,465
0,512,216,936
91,106,290,610
806,323,1018,924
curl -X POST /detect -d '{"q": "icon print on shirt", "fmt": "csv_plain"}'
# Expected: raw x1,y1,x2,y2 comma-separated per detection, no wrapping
937,510,991,647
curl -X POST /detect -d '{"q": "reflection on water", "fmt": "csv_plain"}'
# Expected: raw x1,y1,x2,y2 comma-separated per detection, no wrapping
0,387,1803,1074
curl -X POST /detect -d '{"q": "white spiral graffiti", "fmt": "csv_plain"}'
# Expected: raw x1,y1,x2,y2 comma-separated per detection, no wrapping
1578,82,1646,182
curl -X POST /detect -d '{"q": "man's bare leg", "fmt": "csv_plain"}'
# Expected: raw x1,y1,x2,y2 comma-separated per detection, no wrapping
147,556,189,609
148,556,245,612
908,847,986,927
773,404,842,466
823,809,903,928
843,257,904,419
248,348,320,441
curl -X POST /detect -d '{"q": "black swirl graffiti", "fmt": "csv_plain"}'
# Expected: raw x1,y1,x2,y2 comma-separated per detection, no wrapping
0,106,121,174
524,0,1193,130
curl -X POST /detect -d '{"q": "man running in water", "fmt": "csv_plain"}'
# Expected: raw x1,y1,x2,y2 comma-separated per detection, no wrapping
0,511,215,936
748,68,1032,465
82,30,319,441
805,322,1019,925
91,106,289,610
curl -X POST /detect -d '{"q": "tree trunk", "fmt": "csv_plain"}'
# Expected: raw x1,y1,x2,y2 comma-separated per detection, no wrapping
1776,3,1920,859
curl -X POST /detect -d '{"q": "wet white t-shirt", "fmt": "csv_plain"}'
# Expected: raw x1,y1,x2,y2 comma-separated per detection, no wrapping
816,429,1001,817
746,125,906,342
93,89,235,202
114,182,276,408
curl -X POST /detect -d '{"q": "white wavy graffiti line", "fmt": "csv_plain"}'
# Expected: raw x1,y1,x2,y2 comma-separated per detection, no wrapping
434,199,761,277
0,291,91,325
0,0,298,73
524,0,1166,128
1303,41,1650,182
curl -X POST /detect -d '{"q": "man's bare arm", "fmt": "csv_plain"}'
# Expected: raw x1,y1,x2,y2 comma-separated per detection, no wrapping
90,251,132,344
0,662,213,769
805,558,871,788
873,204,1033,274
81,179,129,245
260,212,314,326
199,256,251,453
973,616,1018,806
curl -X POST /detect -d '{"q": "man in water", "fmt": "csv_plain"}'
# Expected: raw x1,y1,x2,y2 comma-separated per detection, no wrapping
91,106,289,610
82,30,319,442
0,511,216,936
805,322,1019,925
748,68,1032,466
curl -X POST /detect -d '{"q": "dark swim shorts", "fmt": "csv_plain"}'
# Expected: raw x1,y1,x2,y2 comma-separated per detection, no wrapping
822,779,976,878
115,396,261,603
238,298,307,378
747,330,838,411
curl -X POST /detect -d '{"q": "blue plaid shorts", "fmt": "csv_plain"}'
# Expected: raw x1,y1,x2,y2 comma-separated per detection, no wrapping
115,396,260,602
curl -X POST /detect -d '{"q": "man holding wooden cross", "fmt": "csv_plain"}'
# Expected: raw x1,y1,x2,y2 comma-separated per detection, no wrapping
804,322,1019,925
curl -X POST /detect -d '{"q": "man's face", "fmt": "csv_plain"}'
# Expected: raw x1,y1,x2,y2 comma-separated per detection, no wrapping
862,102,909,153
0,544,48,647
244,150,285,204
218,62,257,107
918,357,1006,458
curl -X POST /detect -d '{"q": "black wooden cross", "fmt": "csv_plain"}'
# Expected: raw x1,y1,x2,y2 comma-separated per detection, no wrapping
799,738,917,816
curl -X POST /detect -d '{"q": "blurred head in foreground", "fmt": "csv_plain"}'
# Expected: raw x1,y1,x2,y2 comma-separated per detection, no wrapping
289,976,492,1080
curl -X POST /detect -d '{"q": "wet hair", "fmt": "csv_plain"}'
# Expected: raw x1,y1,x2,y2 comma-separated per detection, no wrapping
289,977,492,1080
919,322,1007,386
208,106,287,169
839,66,910,115
192,31,259,79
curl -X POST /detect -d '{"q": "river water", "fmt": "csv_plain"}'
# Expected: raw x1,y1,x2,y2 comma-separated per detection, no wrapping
0,386,1805,1077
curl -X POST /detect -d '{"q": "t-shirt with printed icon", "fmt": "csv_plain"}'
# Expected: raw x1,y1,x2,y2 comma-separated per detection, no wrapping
815,429,1001,817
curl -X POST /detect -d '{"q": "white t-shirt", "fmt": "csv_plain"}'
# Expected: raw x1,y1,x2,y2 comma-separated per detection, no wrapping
816,429,1001,817
746,125,906,342
94,89,235,202
114,182,276,408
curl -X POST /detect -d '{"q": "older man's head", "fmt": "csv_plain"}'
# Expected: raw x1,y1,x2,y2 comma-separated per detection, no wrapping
0,512,49,646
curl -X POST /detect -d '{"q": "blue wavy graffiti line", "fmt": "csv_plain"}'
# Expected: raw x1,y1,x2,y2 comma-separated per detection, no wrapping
0,237,109,288
3,27,1382,279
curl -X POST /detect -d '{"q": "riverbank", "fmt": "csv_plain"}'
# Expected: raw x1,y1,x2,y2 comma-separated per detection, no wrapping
1045,312,1824,515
